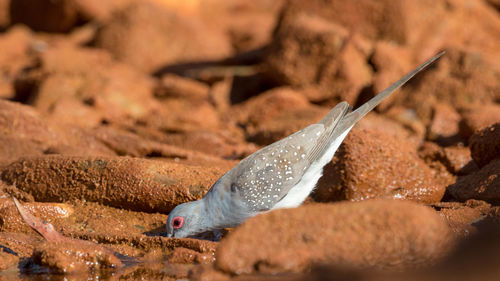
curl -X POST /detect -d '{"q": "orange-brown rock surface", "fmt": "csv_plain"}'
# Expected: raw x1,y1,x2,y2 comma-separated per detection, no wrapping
470,123,500,167
315,128,452,203
1,155,228,213
447,158,500,204
216,200,453,274
459,104,500,139
93,1,232,73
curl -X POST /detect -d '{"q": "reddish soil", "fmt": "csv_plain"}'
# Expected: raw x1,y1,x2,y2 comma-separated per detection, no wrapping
0,0,498,280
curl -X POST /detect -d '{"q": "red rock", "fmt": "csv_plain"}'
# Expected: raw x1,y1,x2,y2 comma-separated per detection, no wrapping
0,98,227,166
74,0,135,22
248,106,329,145
0,26,33,99
443,146,477,175
10,0,80,32
199,0,285,52
486,0,500,10
315,128,451,203
32,240,122,274
470,123,500,167
436,0,500,66
432,200,491,237
93,1,232,73
25,201,167,244
417,143,460,185
0,100,61,166
0,0,9,28
209,77,233,114
459,105,500,139
154,74,210,101
0,198,73,234
233,87,310,126
0,98,148,166
216,200,453,274
0,137,43,168
370,41,413,101
419,142,478,176
356,112,422,147
190,264,231,281
1,155,228,213
488,206,500,222
382,49,500,131
143,98,221,133
147,130,256,160
231,87,329,145
17,45,158,127
0,232,41,258
0,247,18,271
168,247,215,265
0,98,58,146
84,125,219,160
45,123,116,157
384,106,426,139
427,103,462,145
265,13,372,104
280,0,446,44
447,158,500,205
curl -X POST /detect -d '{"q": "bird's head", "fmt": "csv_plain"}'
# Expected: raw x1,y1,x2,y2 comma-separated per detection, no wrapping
166,200,205,238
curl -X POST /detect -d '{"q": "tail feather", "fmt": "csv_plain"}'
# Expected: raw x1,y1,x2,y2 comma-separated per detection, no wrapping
307,51,444,163
347,51,445,124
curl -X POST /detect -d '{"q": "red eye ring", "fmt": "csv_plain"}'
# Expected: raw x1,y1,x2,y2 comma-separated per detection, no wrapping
172,217,184,229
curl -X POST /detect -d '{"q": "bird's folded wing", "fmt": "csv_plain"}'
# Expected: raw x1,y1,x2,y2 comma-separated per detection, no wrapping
231,124,325,211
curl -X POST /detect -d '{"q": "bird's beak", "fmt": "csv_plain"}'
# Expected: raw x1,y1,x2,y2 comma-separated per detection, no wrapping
166,232,173,238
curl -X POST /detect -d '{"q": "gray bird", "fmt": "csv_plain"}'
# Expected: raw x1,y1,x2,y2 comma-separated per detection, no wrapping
166,52,444,239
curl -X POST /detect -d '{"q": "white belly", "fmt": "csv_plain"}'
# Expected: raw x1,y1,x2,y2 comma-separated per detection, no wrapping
272,127,352,209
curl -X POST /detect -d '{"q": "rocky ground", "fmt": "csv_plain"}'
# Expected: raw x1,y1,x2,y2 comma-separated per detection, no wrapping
0,0,499,280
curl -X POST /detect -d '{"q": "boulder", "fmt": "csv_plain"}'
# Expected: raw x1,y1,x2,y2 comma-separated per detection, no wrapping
216,200,453,274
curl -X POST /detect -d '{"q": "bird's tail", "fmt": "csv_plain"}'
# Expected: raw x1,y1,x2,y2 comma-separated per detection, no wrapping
307,51,444,162
346,51,445,124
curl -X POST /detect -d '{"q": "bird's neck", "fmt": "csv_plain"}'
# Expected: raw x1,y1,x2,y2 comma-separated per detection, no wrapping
186,199,215,235
203,187,250,229
199,195,226,230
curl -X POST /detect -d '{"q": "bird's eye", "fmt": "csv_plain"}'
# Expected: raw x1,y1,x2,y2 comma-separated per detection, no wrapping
172,217,184,229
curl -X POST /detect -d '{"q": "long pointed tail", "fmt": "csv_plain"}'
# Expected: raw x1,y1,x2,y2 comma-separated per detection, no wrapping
349,51,445,122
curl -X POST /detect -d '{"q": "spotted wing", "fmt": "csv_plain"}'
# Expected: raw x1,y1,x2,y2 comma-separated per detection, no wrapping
229,124,324,211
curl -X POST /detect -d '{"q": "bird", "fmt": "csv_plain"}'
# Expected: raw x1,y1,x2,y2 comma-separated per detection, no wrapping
166,52,445,239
